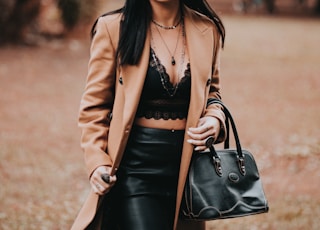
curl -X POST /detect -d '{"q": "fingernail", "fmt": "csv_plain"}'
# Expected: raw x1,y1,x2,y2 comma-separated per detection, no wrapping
187,139,192,143
194,147,200,151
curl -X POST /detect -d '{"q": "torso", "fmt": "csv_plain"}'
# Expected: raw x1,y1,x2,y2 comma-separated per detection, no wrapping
134,24,191,130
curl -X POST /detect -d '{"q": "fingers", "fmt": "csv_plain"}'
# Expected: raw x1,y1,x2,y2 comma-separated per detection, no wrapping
187,117,220,151
187,135,214,151
91,181,104,195
90,166,117,195
187,130,215,151
188,125,213,140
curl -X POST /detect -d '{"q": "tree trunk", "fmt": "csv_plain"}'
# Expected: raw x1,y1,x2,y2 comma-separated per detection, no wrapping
316,0,320,14
0,0,41,44
264,0,275,13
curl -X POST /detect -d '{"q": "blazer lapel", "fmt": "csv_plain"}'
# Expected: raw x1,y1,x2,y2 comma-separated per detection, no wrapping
185,8,214,124
109,30,151,174
181,7,214,161
120,30,151,126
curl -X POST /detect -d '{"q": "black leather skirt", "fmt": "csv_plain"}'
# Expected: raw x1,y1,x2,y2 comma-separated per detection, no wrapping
101,125,185,229
116,125,185,197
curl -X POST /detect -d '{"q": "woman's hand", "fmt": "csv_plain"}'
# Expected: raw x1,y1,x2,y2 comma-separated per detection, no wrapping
187,116,221,152
90,166,117,195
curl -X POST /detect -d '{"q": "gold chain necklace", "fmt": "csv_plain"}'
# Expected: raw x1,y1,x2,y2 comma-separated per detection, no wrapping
151,18,182,30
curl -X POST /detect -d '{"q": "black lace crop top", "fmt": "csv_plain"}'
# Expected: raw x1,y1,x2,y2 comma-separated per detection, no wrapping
136,49,191,120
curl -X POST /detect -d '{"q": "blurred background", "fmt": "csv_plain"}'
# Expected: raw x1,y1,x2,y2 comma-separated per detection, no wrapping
0,0,319,229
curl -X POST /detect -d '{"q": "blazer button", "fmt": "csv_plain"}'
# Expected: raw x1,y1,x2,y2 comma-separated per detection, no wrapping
206,79,211,86
107,112,113,121
119,77,123,85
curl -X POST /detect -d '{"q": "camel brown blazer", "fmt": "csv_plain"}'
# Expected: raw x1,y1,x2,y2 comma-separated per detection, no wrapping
72,6,226,230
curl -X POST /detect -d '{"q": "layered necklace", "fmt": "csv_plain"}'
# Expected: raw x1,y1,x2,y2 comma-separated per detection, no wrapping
151,19,186,97
152,17,182,66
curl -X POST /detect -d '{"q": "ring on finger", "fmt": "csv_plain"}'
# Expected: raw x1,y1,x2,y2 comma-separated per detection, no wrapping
101,173,110,184
205,136,214,148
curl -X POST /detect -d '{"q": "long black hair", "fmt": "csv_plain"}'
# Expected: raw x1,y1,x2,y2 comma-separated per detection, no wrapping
92,0,225,66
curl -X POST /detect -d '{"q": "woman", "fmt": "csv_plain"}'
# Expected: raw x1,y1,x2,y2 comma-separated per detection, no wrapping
72,0,226,229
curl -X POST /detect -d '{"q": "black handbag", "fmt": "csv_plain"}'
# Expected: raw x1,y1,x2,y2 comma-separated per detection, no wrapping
180,100,269,221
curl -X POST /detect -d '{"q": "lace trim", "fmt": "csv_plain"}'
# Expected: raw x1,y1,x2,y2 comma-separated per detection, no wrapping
136,99,189,120
135,51,191,120
150,48,191,96
137,110,187,120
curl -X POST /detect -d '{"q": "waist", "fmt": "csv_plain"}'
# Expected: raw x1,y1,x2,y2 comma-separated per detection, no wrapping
134,117,186,130
117,125,185,197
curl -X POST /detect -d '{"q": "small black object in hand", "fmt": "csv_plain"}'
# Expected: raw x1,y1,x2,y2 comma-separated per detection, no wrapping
205,136,214,148
101,173,110,183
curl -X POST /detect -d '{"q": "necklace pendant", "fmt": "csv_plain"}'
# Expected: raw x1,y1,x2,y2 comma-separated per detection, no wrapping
171,56,176,65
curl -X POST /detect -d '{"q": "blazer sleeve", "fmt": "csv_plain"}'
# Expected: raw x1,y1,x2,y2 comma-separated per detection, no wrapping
203,32,227,143
78,17,116,178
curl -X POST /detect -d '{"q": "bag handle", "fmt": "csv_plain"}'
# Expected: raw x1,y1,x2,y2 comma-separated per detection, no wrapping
206,99,246,176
